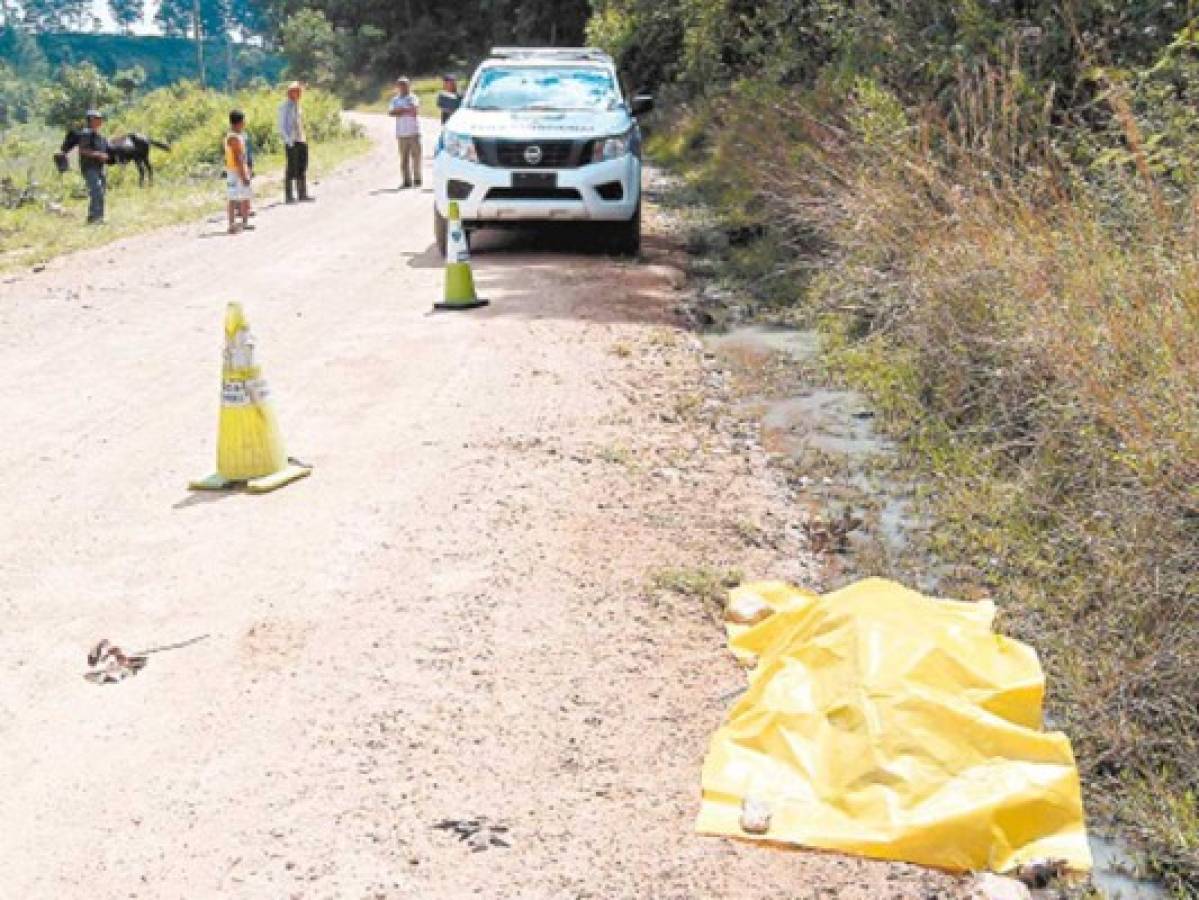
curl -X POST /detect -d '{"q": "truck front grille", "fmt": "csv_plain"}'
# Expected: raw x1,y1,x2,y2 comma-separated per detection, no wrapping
474,139,590,169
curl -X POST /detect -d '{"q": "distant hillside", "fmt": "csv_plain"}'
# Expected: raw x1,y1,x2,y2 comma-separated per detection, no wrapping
36,33,284,89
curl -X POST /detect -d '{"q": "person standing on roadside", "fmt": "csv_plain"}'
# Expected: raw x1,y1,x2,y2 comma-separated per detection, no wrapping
437,75,462,124
225,109,253,234
278,81,314,203
244,130,256,217
389,77,422,189
69,109,111,225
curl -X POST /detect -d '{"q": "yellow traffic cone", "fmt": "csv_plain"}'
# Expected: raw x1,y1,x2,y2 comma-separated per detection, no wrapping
435,201,489,311
189,302,311,494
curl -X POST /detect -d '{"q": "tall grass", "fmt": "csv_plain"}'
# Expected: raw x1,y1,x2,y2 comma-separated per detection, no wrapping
654,72,1199,892
0,82,366,270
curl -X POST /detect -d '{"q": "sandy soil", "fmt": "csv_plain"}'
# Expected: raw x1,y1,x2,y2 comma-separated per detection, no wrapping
0,115,970,899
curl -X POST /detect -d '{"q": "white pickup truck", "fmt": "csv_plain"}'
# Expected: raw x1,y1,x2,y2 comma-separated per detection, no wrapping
432,47,654,256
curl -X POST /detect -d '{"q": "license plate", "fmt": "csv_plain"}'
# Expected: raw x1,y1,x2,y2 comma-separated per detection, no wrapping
512,172,556,189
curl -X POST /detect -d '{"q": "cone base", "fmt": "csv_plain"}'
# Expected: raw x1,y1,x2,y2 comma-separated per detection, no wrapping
188,462,311,494
434,298,490,311
247,462,312,493
189,472,237,491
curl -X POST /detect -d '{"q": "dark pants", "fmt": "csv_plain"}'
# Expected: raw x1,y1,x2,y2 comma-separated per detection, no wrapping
83,166,106,222
285,141,309,199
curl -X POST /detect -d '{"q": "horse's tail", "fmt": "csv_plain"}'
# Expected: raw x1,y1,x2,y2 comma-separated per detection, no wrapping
148,137,172,152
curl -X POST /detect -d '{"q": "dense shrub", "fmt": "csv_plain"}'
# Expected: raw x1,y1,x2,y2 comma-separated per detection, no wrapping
104,81,346,172
651,66,1199,892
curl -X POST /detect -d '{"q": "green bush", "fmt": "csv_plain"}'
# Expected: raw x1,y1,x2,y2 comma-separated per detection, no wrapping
1,81,349,189
101,82,348,175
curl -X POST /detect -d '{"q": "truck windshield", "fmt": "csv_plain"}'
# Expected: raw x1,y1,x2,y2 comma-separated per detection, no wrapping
468,67,619,112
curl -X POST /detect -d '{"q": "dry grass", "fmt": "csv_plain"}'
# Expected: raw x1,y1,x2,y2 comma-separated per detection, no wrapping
655,70,1199,893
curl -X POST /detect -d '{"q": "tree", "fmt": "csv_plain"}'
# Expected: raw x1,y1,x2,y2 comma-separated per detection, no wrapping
255,0,595,81
154,0,227,36
107,0,144,33
112,64,146,99
279,7,337,85
227,0,268,39
0,59,41,125
0,23,49,78
19,0,95,31
40,61,121,127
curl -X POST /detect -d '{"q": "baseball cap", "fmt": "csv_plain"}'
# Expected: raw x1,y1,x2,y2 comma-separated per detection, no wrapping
85,109,103,118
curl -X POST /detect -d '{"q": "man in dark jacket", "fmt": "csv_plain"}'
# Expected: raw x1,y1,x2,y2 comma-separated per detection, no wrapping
437,75,462,124
61,109,111,224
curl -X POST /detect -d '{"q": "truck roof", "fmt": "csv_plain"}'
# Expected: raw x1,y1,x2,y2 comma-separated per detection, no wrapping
485,47,613,65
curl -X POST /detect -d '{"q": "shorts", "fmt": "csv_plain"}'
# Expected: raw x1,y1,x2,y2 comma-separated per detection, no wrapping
226,172,252,202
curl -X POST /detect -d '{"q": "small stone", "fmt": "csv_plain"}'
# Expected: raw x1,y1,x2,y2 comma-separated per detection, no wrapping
970,873,1032,900
726,593,773,626
739,796,772,835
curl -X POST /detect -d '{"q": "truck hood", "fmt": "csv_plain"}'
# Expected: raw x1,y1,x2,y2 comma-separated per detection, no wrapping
446,108,631,140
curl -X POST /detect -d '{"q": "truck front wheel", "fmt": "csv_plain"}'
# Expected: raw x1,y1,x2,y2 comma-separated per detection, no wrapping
434,208,448,257
606,202,641,257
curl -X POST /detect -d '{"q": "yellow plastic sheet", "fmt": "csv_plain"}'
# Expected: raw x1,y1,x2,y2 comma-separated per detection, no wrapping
697,578,1092,874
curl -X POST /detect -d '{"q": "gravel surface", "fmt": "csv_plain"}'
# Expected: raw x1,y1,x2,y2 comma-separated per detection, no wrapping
0,114,971,899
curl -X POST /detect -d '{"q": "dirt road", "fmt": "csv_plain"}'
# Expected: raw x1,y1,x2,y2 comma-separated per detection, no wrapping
0,115,965,899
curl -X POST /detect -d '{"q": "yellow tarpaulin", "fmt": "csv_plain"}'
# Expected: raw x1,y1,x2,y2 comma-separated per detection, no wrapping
697,578,1092,874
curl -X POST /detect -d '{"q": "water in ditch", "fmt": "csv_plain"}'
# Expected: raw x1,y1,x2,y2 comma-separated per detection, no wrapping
704,324,1169,900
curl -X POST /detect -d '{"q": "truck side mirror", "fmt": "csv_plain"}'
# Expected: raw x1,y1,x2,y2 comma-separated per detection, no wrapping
630,95,655,116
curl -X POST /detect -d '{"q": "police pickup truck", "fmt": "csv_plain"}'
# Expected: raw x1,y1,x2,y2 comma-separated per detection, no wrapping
432,47,653,256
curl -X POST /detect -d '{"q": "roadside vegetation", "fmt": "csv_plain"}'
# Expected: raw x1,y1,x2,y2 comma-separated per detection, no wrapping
591,1,1199,893
0,78,365,271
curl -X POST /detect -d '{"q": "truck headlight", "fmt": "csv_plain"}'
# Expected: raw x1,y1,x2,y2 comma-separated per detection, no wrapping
591,129,637,163
442,131,478,162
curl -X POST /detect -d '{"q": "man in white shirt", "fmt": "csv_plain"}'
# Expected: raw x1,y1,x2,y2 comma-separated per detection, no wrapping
388,77,422,189
277,81,313,203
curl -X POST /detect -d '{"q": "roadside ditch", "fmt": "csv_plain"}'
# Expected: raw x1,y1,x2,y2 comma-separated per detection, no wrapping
644,168,1170,900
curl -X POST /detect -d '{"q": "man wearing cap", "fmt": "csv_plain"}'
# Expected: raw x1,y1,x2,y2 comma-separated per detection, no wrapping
277,81,313,203
436,75,462,124
388,77,422,189
65,110,111,224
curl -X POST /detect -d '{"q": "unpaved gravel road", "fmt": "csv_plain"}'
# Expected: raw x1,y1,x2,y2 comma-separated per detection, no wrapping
0,115,969,899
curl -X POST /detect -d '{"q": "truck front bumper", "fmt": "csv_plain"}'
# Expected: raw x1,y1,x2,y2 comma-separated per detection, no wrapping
433,154,640,224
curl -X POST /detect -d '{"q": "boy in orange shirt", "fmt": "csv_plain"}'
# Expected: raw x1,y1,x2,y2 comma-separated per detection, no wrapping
225,109,253,234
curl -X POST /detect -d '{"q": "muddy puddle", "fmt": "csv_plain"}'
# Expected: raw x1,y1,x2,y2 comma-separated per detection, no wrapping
1088,836,1170,899
705,324,916,566
704,323,1171,900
